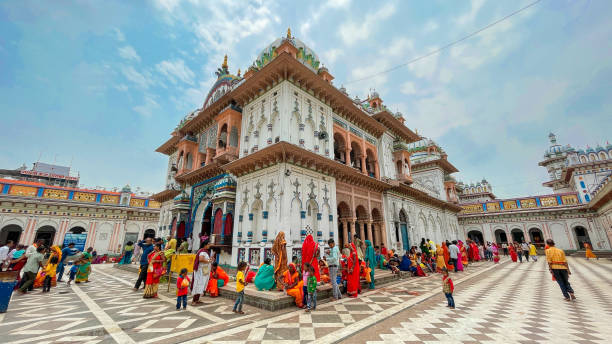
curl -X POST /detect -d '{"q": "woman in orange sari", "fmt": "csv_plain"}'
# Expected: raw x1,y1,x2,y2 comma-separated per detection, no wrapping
442,242,452,270
435,245,445,272
459,241,469,268
584,242,597,260
143,243,165,298
346,243,361,298
34,245,62,288
282,263,303,308
206,262,230,297
272,232,288,291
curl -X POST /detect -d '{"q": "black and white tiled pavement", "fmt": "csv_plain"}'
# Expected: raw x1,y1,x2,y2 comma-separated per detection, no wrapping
2,257,609,343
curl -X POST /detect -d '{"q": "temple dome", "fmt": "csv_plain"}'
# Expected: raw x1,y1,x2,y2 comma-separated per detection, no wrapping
253,30,321,71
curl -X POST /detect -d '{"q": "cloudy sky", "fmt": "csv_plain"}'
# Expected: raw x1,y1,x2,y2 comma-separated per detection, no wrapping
1,0,610,198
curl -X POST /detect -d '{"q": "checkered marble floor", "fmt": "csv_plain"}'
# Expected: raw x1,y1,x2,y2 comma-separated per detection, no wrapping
345,257,612,344
1,264,269,343
198,260,497,344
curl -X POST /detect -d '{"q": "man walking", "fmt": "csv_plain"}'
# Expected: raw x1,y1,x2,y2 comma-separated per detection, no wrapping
502,242,508,256
325,238,342,300
133,237,153,290
0,240,15,271
448,240,460,272
57,243,79,282
521,241,530,262
545,239,575,301
18,245,45,294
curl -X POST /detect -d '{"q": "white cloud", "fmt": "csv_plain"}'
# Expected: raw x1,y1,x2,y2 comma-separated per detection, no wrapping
322,48,343,65
115,84,128,92
408,46,439,79
456,0,486,26
400,81,417,95
113,28,125,41
424,20,439,33
338,3,396,46
133,96,160,117
156,59,195,85
121,66,154,89
154,0,180,13
118,45,141,62
386,38,414,57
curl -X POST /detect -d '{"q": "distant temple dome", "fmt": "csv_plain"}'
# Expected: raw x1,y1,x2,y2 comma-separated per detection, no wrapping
121,185,131,193
253,29,321,72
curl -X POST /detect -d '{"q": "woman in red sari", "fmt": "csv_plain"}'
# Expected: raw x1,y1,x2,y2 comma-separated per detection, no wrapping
143,243,165,298
508,244,518,263
470,241,480,261
346,243,361,298
442,242,452,270
301,234,320,282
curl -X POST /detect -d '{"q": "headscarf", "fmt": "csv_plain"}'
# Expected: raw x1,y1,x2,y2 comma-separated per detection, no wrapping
272,232,287,277
48,245,62,265
365,240,376,270
193,237,209,272
284,262,297,285
301,234,320,281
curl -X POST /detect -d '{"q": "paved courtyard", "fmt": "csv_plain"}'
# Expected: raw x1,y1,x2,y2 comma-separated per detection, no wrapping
1,256,610,343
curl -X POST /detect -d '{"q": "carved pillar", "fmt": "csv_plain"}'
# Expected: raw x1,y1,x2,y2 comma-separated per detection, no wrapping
374,161,380,179
348,219,356,243
380,222,388,249
367,220,373,245
360,156,367,174
359,221,366,242
345,146,351,167
341,220,348,248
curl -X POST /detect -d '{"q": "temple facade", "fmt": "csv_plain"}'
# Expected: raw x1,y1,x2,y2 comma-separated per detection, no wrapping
0,177,160,254
153,30,463,267
457,134,612,251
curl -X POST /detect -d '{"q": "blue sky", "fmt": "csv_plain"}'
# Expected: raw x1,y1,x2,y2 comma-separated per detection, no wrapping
1,0,610,198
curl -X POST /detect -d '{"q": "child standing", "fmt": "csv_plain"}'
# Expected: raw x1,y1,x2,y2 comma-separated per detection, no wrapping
67,261,80,286
176,268,190,310
233,261,247,314
301,263,310,307
442,268,455,309
305,263,317,312
42,256,59,292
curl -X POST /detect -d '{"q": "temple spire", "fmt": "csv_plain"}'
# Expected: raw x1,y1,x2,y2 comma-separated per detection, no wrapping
222,54,228,69
286,27,291,38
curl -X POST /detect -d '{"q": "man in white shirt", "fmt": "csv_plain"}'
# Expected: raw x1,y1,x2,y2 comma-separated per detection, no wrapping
0,240,15,271
187,236,193,253
521,242,530,262
448,240,460,272
25,239,45,257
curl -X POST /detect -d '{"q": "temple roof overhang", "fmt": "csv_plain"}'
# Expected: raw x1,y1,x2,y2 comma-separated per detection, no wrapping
174,162,225,185
391,183,463,213
155,134,181,155
589,178,612,211
411,158,459,173
151,189,180,203
179,52,386,138
372,111,420,143
224,141,392,192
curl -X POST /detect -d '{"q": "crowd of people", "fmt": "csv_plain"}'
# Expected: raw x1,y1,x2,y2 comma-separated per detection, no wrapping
0,239,93,294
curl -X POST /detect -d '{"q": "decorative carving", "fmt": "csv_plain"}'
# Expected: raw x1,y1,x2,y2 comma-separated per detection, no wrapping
308,179,316,200
267,180,276,198
254,181,262,200
292,179,301,200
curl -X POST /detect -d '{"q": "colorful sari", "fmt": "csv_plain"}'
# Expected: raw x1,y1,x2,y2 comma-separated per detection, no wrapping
272,232,288,291
34,246,62,288
492,244,500,263
119,245,133,265
346,243,361,298
254,263,276,291
283,263,303,307
509,245,518,262
301,234,320,282
206,266,229,297
442,243,452,270
459,241,468,267
143,251,164,298
455,246,464,272
75,252,92,283
435,245,445,272
584,243,597,259
365,240,376,289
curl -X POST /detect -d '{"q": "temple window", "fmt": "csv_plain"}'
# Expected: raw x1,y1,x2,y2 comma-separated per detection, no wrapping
333,133,346,164
218,124,228,149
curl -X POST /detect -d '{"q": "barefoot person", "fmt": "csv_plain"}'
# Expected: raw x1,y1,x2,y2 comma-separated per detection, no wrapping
545,239,575,301
191,239,211,305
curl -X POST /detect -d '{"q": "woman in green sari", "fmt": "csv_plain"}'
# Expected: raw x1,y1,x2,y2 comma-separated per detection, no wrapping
75,247,93,283
365,240,376,289
254,257,276,291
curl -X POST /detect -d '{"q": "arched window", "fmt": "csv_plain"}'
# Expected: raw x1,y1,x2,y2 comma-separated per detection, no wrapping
185,153,193,170
218,124,228,149
599,152,608,160
580,155,588,163
333,133,346,163
350,141,362,170
365,148,376,177
589,153,597,162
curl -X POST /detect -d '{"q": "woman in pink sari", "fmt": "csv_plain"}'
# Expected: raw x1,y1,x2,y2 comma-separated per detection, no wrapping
492,243,500,263
455,241,464,271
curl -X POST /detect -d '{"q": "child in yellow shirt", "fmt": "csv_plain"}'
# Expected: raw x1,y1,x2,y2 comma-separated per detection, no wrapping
42,256,59,292
233,261,247,314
